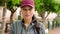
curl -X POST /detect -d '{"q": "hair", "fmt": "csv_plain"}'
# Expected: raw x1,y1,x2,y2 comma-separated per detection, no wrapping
32,15,40,34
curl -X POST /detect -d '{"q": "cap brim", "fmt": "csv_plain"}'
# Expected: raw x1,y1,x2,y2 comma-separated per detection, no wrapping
21,4,34,8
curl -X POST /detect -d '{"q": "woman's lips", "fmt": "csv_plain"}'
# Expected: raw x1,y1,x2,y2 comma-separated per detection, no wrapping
25,15,30,17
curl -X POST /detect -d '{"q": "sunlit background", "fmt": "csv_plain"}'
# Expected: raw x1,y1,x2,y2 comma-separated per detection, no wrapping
0,0,60,34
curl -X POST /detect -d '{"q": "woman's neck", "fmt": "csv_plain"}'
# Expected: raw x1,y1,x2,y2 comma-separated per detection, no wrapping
24,18,32,29
24,18,32,24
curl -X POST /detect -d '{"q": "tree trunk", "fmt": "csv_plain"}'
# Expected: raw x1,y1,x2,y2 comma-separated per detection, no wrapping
40,12,45,23
1,0,6,34
10,8,17,24
10,12,14,24
40,11,50,29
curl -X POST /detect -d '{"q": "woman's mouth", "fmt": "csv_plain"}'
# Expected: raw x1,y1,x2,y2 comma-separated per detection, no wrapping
25,15,30,17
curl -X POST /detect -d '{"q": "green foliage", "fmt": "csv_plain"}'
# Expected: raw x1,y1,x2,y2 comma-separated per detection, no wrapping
5,0,22,10
0,0,2,6
34,0,60,14
43,0,55,11
6,0,22,6
53,0,60,4
34,0,44,13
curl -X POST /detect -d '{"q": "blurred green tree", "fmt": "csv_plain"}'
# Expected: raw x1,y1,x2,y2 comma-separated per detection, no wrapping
34,0,60,22
5,0,22,23
35,0,60,14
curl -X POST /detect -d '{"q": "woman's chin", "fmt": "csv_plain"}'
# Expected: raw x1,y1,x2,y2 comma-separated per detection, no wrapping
24,17,31,19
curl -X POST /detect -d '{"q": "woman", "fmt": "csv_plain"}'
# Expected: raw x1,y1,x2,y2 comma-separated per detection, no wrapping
10,0,45,34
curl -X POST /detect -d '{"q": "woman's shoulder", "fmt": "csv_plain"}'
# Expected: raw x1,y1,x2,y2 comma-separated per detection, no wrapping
11,20,22,26
13,20,21,23
37,22,45,29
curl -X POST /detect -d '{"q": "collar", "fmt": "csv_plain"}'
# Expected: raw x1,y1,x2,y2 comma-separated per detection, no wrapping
21,19,35,26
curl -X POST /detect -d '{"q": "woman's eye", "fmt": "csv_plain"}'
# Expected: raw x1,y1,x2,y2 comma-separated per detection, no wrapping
29,8,32,10
23,9,26,11
29,8,31,10
22,8,32,11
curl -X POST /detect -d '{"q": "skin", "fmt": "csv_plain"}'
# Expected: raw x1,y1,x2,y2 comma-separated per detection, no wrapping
21,5,35,29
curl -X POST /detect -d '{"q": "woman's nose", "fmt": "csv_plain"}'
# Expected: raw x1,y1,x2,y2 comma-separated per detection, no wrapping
26,10,30,13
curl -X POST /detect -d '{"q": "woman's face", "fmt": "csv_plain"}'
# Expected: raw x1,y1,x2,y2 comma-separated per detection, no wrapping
21,5,34,19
